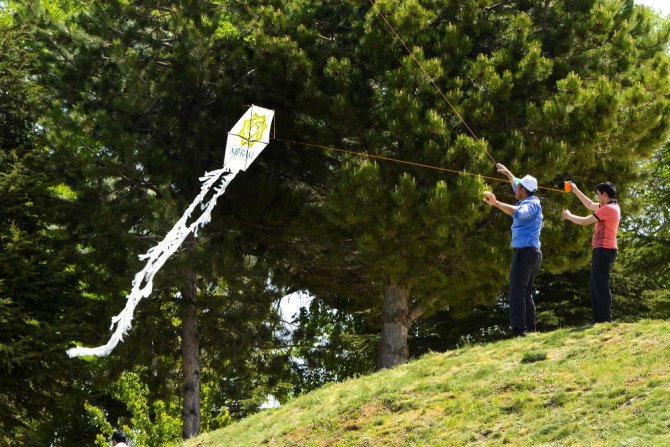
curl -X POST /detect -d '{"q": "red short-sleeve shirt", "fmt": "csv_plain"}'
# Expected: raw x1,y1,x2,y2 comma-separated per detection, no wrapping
592,202,621,249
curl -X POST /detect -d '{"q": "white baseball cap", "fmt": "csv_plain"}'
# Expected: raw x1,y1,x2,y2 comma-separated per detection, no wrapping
516,175,538,193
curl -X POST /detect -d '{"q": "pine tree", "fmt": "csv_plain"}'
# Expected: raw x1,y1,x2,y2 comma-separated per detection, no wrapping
250,0,670,368
0,16,106,445
22,0,293,440
618,139,670,317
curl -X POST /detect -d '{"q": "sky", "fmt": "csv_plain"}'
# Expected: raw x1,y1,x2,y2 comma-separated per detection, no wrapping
279,291,313,328
635,0,670,16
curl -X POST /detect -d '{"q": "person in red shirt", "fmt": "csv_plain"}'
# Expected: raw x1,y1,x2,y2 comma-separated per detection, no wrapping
561,182,621,323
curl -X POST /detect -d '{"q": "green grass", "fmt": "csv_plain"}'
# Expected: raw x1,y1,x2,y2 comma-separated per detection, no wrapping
183,320,670,447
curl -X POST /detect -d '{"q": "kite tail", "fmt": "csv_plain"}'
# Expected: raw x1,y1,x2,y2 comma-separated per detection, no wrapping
67,167,234,358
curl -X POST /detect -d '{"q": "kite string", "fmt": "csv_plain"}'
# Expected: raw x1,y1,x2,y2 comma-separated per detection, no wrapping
232,133,500,182
268,3,565,193
272,136,565,193
273,137,502,184
366,0,498,165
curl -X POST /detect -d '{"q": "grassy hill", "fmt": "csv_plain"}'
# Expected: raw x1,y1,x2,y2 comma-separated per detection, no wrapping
183,320,670,446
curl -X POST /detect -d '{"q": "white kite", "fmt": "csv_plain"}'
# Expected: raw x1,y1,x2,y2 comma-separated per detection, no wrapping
67,105,275,358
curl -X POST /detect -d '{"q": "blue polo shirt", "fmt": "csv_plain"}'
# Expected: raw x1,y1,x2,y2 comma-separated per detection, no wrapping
511,195,542,248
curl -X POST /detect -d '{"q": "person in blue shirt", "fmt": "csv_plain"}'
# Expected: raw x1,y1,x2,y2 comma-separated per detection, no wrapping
483,163,543,337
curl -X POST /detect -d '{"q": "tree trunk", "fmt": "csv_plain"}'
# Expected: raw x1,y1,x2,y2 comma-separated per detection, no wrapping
377,283,412,369
181,265,200,439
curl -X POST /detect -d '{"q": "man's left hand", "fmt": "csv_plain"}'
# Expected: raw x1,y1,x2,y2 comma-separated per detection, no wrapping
483,191,497,206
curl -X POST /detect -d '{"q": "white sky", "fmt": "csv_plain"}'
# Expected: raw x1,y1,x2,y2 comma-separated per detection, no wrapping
635,0,670,16
279,291,313,327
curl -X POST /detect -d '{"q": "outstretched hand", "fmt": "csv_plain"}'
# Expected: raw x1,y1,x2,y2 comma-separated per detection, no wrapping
561,209,572,219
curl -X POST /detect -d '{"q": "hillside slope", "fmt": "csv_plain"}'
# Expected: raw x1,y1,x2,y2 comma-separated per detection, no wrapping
184,320,670,446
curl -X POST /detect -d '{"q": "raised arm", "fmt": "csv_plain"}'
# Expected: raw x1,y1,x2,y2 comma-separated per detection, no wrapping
569,182,599,212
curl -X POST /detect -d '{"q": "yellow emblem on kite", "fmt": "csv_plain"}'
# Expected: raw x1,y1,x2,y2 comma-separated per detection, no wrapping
239,113,269,148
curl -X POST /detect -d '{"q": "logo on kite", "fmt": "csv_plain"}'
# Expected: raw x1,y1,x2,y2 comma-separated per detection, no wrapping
239,113,269,148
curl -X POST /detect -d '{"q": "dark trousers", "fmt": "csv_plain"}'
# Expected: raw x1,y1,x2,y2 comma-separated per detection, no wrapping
591,248,617,323
509,247,542,334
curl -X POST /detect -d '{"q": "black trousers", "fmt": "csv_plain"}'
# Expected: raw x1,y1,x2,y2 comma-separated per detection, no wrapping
591,248,617,323
509,247,542,334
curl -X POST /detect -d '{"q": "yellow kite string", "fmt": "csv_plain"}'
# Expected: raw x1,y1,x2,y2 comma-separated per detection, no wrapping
272,137,565,193
366,0,497,164
228,131,564,193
